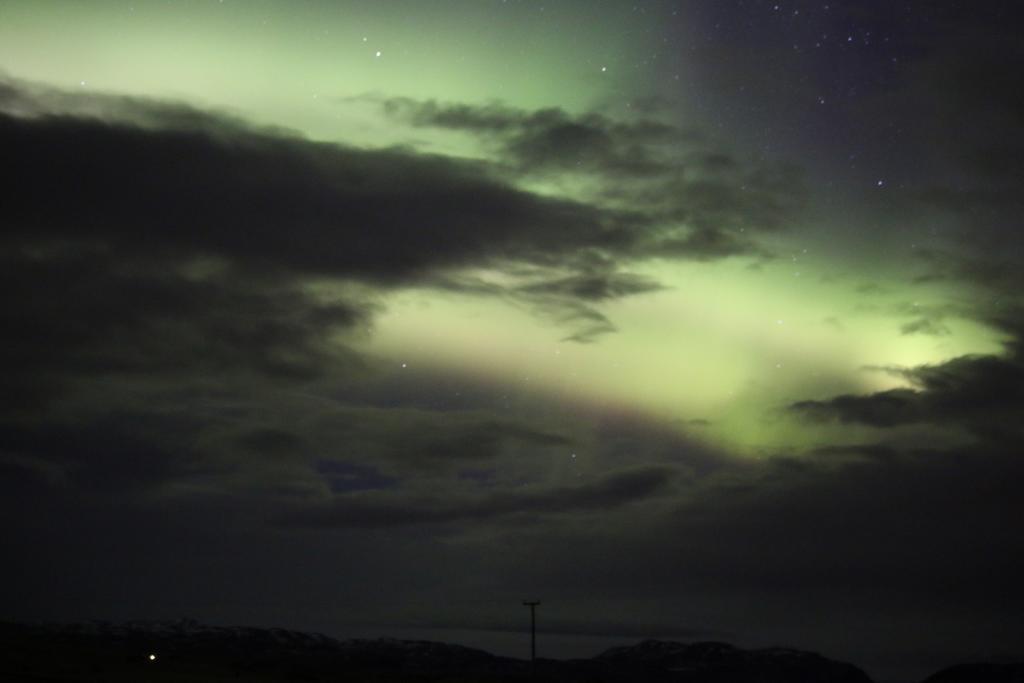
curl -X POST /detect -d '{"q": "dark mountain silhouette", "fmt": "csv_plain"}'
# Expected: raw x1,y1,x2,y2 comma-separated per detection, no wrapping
921,662,1024,683
0,618,875,682
595,639,873,682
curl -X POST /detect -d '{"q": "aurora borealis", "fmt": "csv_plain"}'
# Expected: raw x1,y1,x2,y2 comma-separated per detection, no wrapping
2,2,1023,681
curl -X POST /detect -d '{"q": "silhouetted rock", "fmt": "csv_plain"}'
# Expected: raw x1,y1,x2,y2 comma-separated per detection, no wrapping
921,662,1024,683
0,620,524,682
0,620,872,682
593,639,874,683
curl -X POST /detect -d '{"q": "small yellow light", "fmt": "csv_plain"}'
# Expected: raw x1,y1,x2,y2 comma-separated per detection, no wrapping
149,654,157,661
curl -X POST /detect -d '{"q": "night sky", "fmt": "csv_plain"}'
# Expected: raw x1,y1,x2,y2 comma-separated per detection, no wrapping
2,1,1023,680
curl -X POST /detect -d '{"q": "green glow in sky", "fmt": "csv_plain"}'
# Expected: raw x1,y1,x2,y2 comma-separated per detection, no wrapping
0,0,652,143
0,0,1007,458
368,257,1003,453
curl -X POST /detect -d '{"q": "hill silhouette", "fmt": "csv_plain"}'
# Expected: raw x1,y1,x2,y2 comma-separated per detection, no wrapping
921,662,1024,683
0,619,1016,683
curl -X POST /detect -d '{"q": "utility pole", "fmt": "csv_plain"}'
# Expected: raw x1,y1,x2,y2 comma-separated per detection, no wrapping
522,600,540,663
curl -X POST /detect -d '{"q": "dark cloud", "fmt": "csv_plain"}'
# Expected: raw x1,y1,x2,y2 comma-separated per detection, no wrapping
278,464,678,528
559,319,619,344
792,332,1024,440
381,98,678,178
0,108,635,285
303,405,571,476
0,412,220,496
791,388,925,428
314,460,398,494
515,269,664,343
517,271,665,302
380,97,802,261
14,289,340,496
911,245,1024,301
650,225,767,261
2,247,367,374
875,15,1024,305
1,79,792,302
0,375,581,504
422,265,665,344
0,75,672,471
0,76,805,363
891,301,960,337
543,445,1024,598
900,317,950,336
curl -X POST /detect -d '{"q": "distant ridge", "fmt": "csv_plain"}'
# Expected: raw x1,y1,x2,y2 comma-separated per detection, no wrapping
920,662,1024,682
0,619,878,682
595,639,873,682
